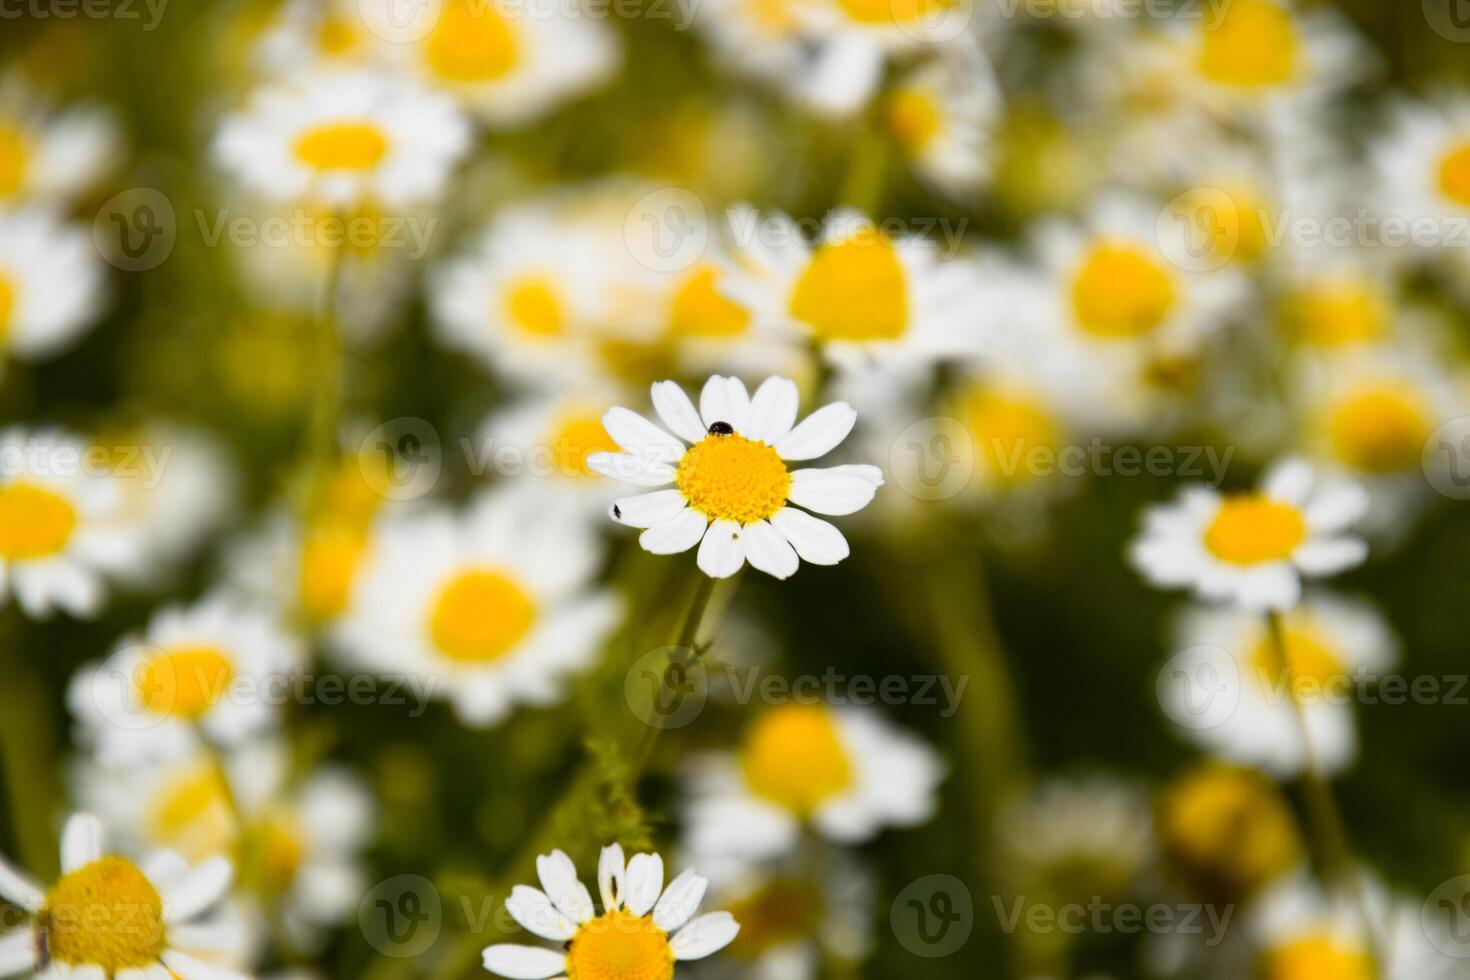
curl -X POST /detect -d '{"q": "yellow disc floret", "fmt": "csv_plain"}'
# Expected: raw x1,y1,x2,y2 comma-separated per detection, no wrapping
0,271,13,341
0,123,26,197
1203,495,1307,565
1158,764,1299,900
1071,243,1176,339
504,276,565,339
551,413,621,478
429,569,537,663
1327,383,1433,474
1437,141,1470,208
294,122,389,171
0,482,77,560
1282,282,1387,348
1251,617,1346,700
426,0,519,83
668,265,749,339
42,857,167,972
566,909,675,980
1197,0,1299,89
740,704,853,815
676,433,791,525
1262,935,1372,980
136,646,238,720
789,228,909,343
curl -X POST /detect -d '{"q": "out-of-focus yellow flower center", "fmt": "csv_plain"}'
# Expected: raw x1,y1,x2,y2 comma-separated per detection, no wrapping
1203,494,1306,565
427,0,518,82
1070,243,1175,338
550,412,620,478
0,482,77,560
318,16,360,55
838,0,950,25
294,121,389,171
1159,765,1299,895
1327,383,1432,474
1262,935,1372,980
956,385,1059,484
746,0,799,33
789,228,909,343
1198,0,1299,89
504,276,564,338
429,569,536,663
1282,283,1387,348
724,879,821,957
885,88,941,154
137,646,238,720
668,265,749,339
741,704,853,815
0,122,26,196
565,909,674,980
1250,618,1345,700
253,811,307,892
151,762,234,858
317,452,389,528
300,524,369,622
1437,141,1470,207
1174,185,1270,264
676,433,790,524
0,270,13,339
42,857,166,971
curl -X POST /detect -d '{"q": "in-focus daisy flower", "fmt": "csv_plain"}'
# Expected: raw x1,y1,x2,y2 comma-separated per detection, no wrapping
0,428,137,619
335,484,621,727
1129,458,1369,610
0,78,119,203
482,845,739,980
1157,763,1300,902
883,51,999,197
683,702,943,865
590,375,885,579
722,209,981,376
0,812,245,980
71,593,304,764
0,207,108,369
1168,592,1398,777
213,69,471,209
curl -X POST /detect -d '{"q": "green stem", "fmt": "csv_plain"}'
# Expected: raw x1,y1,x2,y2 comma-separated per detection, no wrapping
0,607,60,878
837,117,890,214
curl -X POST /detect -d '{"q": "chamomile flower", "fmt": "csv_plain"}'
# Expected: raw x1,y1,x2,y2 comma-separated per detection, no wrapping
70,594,304,764
1129,458,1369,611
0,812,245,980
334,483,621,727
1168,593,1398,777
0,428,136,619
213,69,471,209
1157,763,1300,902
484,845,739,980
0,78,119,203
252,0,377,77
1372,95,1470,243
721,210,981,376
474,389,623,503
683,702,943,866
996,774,1154,900
883,52,999,197
0,207,108,368
591,375,885,580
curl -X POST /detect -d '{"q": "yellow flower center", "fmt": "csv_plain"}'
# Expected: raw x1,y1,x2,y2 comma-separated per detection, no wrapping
1282,282,1387,348
1437,140,1470,207
41,857,167,972
1250,618,1346,701
0,270,13,340
249,811,307,893
426,0,519,83
0,122,27,196
724,879,821,958
1327,383,1433,474
1198,0,1299,89
0,482,77,560
1159,765,1298,897
740,704,853,815
1070,243,1176,339
885,88,941,154
1173,185,1270,264
1202,494,1307,565
136,646,238,721
668,265,749,339
1262,935,1372,980
955,385,1059,484
550,412,620,478
676,433,791,524
318,16,360,55
838,0,951,25
504,276,564,339
150,763,234,858
294,121,389,171
429,569,537,663
789,228,909,343
565,909,674,980
299,524,369,622
746,0,798,33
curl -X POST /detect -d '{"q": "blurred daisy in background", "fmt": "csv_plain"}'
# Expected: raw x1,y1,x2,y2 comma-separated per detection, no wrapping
884,50,1000,198
0,75,119,204
1371,95,1470,261
473,388,623,506
251,0,378,77
0,207,108,371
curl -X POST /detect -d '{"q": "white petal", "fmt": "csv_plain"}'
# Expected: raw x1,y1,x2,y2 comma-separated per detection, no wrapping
651,381,708,445
774,403,856,461
699,376,751,433
744,377,800,445
652,868,707,934
696,520,746,579
623,852,664,917
586,452,677,487
536,850,594,924
640,509,708,555
740,520,799,579
1262,457,1314,505
610,491,688,529
506,886,578,941
1305,483,1370,532
1294,538,1369,575
482,945,567,980
159,950,248,980
61,814,104,873
0,854,43,911
597,844,625,912
602,407,685,459
0,928,36,976
161,857,232,922
786,465,884,515
670,911,740,960
770,508,850,565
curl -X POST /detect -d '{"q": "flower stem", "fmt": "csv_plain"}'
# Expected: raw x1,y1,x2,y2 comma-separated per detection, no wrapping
0,606,61,878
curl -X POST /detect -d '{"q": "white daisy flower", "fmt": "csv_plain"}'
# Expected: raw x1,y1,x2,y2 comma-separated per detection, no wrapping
1272,248,1402,352
995,774,1154,899
474,389,624,503
0,428,137,619
689,0,811,103
70,593,305,764
482,845,739,980
722,210,981,376
0,78,120,204
683,702,943,866
213,68,471,209
1129,458,1369,611
252,0,378,77
0,812,245,980
590,375,884,580
1169,592,1398,777
0,207,108,367
883,50,999,198
1371,95,1470,257
365,0,619,126
334,483,621,727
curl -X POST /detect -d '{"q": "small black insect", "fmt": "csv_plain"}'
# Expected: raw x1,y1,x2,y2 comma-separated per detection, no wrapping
708,421,735,436
611,504,622,518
